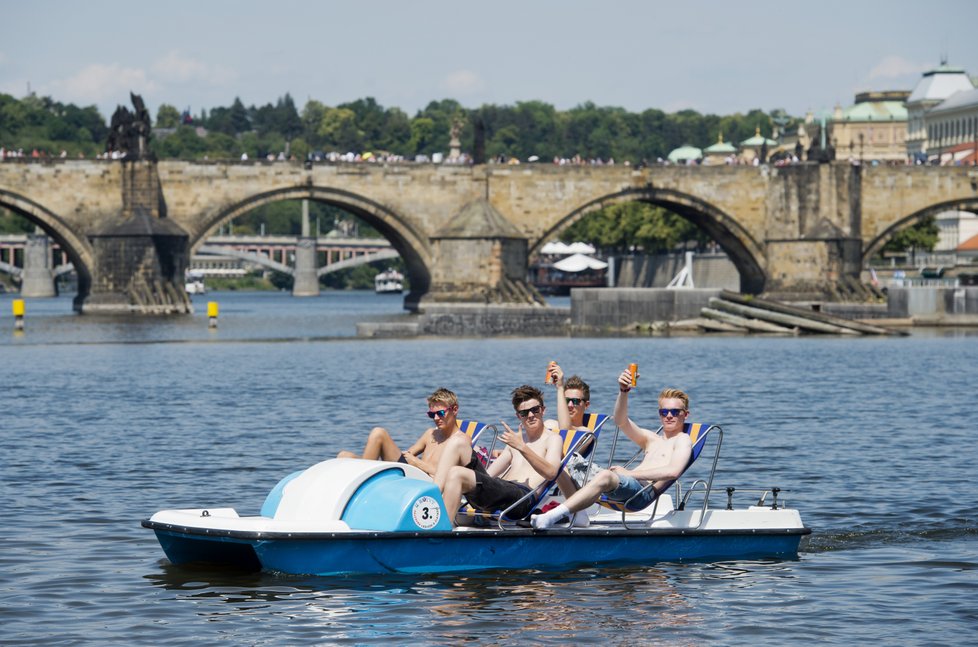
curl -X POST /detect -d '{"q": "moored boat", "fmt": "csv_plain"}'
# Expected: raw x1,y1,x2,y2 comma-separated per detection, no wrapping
143,457,809,576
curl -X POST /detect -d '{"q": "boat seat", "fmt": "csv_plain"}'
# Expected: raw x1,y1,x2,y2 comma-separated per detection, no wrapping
597,422,722,527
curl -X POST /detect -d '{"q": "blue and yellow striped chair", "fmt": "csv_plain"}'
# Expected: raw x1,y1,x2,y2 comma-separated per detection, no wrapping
598,422,722,526
456,419,491,446
568,412,609,458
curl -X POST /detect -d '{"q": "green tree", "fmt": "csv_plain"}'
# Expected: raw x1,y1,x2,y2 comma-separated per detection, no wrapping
156,104,181,128
560,202,709,254
881,216,939,259
408,117,435,155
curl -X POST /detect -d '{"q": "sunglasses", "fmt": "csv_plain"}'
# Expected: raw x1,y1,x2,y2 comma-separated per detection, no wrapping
565,397,585,406
426,409,449,419
516,404,543,418
658,408,686,418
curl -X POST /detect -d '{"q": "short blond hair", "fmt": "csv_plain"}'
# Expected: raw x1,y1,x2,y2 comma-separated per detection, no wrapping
658,388,689,410
427,388,459,408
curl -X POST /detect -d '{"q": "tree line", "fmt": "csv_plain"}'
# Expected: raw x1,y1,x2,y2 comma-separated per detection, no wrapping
2,91,791,163
0,91,937,257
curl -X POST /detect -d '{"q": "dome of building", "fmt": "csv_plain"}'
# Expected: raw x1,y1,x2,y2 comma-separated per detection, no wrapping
704,134,737,154
739,127,777,148
666,144,703,163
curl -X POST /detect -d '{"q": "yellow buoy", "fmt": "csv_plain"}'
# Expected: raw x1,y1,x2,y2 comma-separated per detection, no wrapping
12,298,25,330
207,301,219,328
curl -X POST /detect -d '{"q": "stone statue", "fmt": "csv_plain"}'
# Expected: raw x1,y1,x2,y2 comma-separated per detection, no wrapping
105,92,153,160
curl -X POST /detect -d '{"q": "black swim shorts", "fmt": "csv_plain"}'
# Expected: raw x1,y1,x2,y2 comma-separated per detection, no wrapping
465,472,533,518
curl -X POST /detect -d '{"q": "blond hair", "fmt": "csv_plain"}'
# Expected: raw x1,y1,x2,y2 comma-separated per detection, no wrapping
427,388,459,408
658,388,689,410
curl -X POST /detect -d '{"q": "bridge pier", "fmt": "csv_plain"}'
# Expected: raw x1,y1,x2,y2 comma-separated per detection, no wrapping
292,200,320,297
421,200,544,307
19,233,57,298
77,161,192,314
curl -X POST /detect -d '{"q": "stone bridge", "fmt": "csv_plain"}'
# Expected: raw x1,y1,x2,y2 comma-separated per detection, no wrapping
1,159,976,313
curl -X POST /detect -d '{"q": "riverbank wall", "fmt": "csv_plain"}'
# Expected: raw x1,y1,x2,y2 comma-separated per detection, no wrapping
884,286,978,325
356,286,978,337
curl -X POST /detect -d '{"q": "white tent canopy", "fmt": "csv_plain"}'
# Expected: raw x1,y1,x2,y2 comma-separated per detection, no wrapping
540,241,573,255
552,253,608,273
565,242,596,254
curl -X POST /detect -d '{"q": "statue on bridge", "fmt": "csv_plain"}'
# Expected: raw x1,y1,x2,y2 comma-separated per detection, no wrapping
105,92,154,161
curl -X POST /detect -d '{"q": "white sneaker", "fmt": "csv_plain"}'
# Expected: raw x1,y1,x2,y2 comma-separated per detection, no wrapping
571,510,590,528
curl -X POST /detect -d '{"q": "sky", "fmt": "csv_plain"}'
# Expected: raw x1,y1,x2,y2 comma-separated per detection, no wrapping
3,0,978,122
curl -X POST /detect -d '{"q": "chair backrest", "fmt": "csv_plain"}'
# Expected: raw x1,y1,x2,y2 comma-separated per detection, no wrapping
555,426,599,459
555,412,608,458
599,422,717,512
456,419,488,445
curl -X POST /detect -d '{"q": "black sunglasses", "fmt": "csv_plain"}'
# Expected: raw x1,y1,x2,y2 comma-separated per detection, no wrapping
565,397,585,406
516,404,543,418
427,409,448,419
658,408,686,418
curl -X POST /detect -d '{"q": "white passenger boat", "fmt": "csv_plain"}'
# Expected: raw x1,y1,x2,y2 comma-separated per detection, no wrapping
185,270,206,295
374,268,403,294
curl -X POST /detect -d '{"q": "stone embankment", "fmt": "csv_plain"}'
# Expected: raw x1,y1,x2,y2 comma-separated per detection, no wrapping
356,286,978,338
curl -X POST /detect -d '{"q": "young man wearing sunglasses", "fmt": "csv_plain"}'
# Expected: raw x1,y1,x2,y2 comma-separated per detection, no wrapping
337,387,472,477
437,385,563,526
531,368,693,530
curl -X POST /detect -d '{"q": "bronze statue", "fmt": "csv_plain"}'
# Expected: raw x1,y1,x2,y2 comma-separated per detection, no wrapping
105,92,154,160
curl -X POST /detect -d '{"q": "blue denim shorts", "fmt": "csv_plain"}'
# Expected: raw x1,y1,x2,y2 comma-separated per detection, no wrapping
606,473,656,509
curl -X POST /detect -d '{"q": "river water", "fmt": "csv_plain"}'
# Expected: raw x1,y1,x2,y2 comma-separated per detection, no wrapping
2,291,976,645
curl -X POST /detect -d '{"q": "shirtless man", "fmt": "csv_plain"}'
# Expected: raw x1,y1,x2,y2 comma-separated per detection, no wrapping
337,388,473,478
531,368,693,530
438,385,563,525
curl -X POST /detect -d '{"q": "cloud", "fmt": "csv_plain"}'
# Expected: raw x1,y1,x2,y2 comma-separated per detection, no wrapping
868,55,930,80
151,50,236,86
48,63,159,106
440,69,487,96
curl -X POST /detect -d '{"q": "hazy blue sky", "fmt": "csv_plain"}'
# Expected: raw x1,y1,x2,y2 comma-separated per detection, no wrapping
3,0,977,120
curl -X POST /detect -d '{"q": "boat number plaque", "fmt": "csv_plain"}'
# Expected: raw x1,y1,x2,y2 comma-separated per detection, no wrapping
411,496,441,529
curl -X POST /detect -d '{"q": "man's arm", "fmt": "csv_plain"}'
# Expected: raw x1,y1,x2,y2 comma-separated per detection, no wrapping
552,363,572,430
400,430,438,475
622,435,693,483
614,369,650,447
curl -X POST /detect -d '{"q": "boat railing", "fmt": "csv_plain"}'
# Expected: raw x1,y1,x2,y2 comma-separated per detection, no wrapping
721,486,791,511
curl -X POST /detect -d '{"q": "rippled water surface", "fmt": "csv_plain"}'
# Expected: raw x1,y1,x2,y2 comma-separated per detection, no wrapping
2,291,976,645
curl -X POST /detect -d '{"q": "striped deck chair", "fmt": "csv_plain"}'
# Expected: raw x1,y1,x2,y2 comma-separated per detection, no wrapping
456,419,491,445
598,422,722,527
547,412,610,493
457,427,597,530
571,412,610,459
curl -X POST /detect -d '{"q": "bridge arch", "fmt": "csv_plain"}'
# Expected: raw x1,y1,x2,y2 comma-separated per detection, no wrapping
0,189,94,301
863,197,978,262
188,185,433,307
531,186,767,293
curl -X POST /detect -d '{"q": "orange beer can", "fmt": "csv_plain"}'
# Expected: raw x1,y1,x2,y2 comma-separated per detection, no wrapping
628,363,638,387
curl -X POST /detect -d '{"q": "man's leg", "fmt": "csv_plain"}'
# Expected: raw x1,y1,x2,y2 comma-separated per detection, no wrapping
532,469,619,529
433,433,473,491
337,426,401,461
441,465,477,525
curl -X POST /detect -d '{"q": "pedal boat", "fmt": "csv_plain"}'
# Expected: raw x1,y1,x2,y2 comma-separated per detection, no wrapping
142,458,810,576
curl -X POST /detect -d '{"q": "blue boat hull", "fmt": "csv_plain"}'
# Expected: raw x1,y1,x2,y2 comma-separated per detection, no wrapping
148,524,808,576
